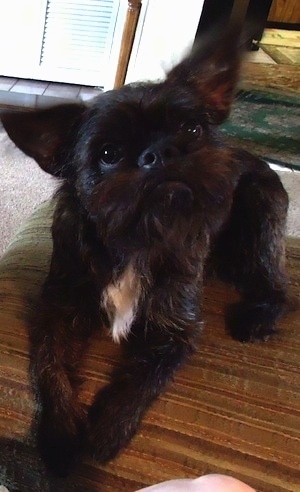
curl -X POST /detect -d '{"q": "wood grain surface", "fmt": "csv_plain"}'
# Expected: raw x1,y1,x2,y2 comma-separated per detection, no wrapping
268,0,300,24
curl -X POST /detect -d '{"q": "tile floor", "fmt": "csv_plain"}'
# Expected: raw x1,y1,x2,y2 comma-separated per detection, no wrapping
0,77,101,100
0,77,102,110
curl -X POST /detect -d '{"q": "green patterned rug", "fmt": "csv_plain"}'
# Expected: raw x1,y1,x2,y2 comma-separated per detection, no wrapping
221,89,300,170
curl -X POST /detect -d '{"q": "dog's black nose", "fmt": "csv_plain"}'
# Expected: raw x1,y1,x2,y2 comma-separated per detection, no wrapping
138,143,179,169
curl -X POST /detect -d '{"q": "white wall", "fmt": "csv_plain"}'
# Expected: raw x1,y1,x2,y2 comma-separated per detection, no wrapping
0,0,45,75
126,0,205,84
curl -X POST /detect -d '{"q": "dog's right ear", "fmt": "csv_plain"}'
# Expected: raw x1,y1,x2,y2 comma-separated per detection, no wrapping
166,25,243,125
1,103,86,177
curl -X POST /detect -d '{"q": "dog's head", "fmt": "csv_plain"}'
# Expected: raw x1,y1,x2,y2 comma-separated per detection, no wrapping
1,29,243,249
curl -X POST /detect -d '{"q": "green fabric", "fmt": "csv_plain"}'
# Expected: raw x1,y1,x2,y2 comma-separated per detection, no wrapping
221,89,300,170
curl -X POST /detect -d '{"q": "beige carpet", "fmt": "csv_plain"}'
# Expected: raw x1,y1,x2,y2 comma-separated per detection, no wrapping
0,125,299,257
0,126,57,256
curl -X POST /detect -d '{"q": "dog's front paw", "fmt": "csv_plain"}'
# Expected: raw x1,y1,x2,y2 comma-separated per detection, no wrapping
226,301,282,343
87,385,141,463
87,407,132,463
37,408,86,477
87,421,125,464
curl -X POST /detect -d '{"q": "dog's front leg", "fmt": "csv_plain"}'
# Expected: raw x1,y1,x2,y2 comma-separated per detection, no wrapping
31,279,100,476
213,159,292,342
88,280,202,463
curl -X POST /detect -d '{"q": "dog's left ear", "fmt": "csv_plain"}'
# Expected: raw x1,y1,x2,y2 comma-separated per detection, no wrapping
167,27,243,124
1,103,86,177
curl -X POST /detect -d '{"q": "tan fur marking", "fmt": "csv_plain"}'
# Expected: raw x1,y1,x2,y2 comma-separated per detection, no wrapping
103,264,141,343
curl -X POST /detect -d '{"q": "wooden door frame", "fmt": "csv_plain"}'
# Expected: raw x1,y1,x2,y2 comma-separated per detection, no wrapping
114,0,142,88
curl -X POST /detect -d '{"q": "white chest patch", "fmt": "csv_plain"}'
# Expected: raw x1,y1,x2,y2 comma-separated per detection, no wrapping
102,264,141,344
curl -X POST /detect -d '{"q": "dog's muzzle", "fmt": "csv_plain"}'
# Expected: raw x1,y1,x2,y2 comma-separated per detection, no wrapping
155,181,193,206
150,181,194,220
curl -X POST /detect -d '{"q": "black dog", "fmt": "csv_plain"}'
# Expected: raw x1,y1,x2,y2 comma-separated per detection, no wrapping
1,29,291,476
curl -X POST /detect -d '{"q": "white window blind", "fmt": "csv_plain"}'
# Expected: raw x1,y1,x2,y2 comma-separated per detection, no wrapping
40,0,120,75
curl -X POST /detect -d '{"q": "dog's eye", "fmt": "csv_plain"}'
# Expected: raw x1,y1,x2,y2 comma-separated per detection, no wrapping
99,144,124,165
180,120,202,138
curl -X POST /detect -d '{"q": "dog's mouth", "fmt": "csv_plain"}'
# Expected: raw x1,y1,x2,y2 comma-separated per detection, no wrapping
151,180,194,210
136,179,196,244
87,173,196,244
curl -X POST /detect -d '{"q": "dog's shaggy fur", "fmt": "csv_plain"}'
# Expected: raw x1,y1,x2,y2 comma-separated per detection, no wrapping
1,29,291,476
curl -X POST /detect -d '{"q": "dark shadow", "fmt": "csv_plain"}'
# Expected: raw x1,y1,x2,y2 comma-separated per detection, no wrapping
0,436,104,492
